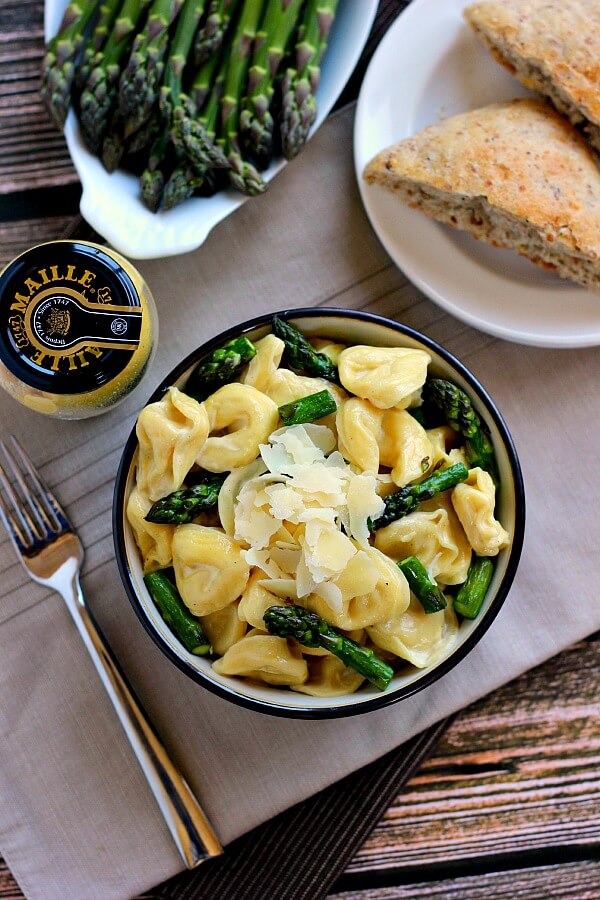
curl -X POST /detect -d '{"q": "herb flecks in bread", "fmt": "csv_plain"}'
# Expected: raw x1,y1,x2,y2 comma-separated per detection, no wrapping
363,99,600,290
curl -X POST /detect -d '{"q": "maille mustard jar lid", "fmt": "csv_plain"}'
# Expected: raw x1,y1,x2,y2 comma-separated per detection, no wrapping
0,240,157,418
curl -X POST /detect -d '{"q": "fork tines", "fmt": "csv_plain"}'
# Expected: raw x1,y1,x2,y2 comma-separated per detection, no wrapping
0,436,69,551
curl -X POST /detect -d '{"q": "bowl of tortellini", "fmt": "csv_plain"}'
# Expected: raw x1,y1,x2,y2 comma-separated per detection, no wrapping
113,309,525,718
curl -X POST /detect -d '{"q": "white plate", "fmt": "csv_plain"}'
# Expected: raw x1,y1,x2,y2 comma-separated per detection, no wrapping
45,0,378,260
354,0,600,348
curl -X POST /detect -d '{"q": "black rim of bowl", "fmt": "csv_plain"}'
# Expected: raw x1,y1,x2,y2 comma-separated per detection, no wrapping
113,308,526,719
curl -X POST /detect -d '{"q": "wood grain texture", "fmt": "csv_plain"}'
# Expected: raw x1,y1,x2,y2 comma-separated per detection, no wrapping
329,860,600,899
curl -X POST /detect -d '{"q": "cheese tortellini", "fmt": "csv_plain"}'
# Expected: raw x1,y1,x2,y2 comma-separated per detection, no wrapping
128,323,512,699
452,468,510,556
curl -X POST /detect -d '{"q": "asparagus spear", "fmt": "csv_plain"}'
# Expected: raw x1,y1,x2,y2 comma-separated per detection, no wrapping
79,0,149,152
271,316,339,383
278,389,337,426
162,158,208,210
144,570,211,654
140,129,169,211
217,0,267,194
454,557,494,620
280,0,338,160
239,0,305,170
263,605,394,691
119,0,184,138
425,379,499,485
173,57,230,169
369,463,469,532
159,0,206,130
41,0,100,129
74,0,123,94
145,473,227,523
397,556,447,614
194,0,239,65
185,336,257,397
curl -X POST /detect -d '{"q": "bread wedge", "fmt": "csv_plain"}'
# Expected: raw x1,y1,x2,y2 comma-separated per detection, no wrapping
464,0,600,151
362,99,600,290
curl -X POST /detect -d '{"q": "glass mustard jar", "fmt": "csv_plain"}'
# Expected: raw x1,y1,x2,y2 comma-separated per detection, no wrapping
0,240,158,418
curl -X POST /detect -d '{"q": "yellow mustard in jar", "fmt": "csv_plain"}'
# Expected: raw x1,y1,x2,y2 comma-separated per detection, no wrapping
0,240,157,418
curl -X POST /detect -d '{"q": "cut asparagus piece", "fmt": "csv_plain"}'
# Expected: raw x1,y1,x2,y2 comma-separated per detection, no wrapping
144,569,212,654
271,316,339,383
185,336,257,397
369,463,469,532
280,0,338,159
397,556,447,614
159,0,206,130
79,0,149,152
217,0,267,194
278,389,337,426
119,0,184,138
263,605,394,691
425,378,499,484
194,0,239,65
454,556,494,620
145,473,227,523
41,0,101,129
239,0,305,170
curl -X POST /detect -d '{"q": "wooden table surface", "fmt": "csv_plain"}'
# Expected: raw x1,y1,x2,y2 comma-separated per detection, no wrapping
0,1,599,898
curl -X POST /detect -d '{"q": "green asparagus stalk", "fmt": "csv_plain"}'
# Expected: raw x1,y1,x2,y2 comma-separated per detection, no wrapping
397,556,447,614
271,316,339,383
278,389,337,426
119,0,184,138
159,0,206,129
144,569,212,654
280,0,338,159
239,0,305,170
126,108,160,154
79,0,149,152
263,605,394,691
173,58,230,168
41,0,100,129
454,557,494,620
145,473,227,523
369,463,469,532
217,0,267,194
185,336,257,397
162,158,208,210
74,0,123,93
425,379,499,485
140,129,169,211
101,109,127,171
194,0,240,65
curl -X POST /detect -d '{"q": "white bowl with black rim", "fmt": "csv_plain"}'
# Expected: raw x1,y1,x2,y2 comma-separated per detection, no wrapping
113,308,525,718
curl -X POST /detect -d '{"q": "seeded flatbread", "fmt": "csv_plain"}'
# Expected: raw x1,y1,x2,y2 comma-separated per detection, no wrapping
362,99,600,290
464,0,600,151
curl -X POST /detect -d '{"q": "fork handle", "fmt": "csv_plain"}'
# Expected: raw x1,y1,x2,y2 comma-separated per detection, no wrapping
61,573,223,868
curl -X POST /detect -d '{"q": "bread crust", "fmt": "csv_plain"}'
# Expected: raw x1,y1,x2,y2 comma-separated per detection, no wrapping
464,0,600,135
363,99,600,286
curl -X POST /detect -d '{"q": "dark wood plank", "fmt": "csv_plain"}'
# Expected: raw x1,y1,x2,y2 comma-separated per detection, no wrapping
345,637,600,877
328,860,600,899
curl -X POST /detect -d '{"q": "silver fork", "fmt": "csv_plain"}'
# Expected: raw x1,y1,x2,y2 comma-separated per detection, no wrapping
0,436,222,869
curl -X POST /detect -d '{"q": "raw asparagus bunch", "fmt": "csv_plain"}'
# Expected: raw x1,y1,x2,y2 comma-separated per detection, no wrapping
239,0,305,170
263,605,394,691
194,0,240,65
75,0,123,95
272,316,339,383
144,570,211,654
41,0,100,129
119,0,184,138
79,0,149,152
369,463,469,532
425,379,499,485
217,0,268,194
145,473,227,523
280,0,338,159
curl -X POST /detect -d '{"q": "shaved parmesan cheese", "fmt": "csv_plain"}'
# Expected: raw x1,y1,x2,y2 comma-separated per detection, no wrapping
347,473,385,548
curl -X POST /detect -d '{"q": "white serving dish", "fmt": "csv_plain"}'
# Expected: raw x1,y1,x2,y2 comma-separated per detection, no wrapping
45,0,378,259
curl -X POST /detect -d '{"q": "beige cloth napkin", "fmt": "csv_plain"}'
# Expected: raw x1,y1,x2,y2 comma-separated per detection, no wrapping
0,106,598,900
